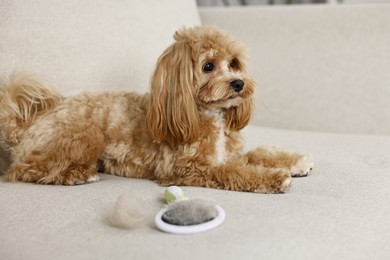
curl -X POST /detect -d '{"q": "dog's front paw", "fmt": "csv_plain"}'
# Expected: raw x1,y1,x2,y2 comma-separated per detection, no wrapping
254,169,292,194
290,155,314,177
72,175,100,185
273,170,292,193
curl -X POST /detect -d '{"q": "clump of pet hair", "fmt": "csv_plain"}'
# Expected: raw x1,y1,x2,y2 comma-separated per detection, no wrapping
108,193,145,229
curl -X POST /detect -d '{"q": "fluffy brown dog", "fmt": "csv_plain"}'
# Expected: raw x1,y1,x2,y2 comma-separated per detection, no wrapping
0,26,313,192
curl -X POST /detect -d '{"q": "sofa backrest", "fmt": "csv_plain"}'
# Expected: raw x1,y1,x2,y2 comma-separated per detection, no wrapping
200,5,390,136
0,0,200,95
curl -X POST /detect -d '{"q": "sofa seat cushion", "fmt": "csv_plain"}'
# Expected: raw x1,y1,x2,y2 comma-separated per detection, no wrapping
1,124,389,260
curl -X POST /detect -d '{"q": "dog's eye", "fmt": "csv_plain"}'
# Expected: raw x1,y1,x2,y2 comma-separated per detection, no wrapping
203,62,214,73
230,59,238,68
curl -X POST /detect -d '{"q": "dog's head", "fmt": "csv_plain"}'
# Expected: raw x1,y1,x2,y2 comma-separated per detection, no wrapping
147,26,255,145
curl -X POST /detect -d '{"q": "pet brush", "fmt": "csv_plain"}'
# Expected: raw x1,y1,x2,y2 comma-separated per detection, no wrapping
155,186,225,234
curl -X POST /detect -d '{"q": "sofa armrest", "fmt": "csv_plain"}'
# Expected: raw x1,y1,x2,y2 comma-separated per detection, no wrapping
200,5,390,136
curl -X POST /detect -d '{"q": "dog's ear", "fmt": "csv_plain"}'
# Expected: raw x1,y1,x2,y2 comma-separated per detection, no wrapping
146,41,200,145
224,97,254,131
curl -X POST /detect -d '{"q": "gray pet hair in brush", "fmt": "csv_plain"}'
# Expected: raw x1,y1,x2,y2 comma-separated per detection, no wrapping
161,199,219,226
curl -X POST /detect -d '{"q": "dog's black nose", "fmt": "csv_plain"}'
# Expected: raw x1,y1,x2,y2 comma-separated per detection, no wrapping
230,79,244,92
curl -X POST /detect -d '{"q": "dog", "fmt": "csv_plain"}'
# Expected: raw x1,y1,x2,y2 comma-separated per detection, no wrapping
0,26,313,193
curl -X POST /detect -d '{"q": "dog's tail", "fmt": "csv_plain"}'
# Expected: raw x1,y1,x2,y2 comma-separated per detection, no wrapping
0,72,63,148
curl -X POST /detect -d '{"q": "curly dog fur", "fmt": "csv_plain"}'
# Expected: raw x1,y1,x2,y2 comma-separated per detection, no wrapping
0,26,313,192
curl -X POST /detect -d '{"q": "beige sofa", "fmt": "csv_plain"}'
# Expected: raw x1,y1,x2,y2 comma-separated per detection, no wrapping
1,1,389,259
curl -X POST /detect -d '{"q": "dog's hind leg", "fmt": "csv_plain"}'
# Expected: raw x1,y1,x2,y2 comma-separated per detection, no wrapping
4,160,99,185
5,126,105,185
5,160,101,185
